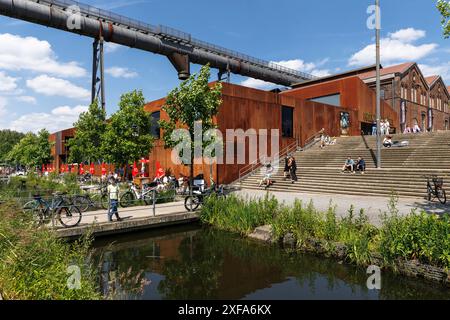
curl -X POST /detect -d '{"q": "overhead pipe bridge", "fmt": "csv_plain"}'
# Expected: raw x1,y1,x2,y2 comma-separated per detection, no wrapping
0,0,316,108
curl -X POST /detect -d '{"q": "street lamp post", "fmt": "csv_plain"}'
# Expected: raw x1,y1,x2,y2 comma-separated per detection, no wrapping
375,0,382,169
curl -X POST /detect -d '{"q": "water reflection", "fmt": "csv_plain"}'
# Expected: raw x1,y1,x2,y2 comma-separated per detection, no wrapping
93,225,450,300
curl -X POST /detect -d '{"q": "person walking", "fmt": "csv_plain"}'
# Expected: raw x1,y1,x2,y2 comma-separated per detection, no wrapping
107,178,122,222
372,120,377,136
283,155,290,180
385,119,390,136
289,156,298,184
380,120,386,136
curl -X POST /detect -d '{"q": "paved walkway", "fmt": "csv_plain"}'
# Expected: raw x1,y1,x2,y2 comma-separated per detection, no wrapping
74,201,188,225
53,201,199,238
237,189,450,227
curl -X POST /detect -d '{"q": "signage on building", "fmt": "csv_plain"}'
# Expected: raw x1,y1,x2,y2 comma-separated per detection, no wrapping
340,112,350,136
400,100,407,125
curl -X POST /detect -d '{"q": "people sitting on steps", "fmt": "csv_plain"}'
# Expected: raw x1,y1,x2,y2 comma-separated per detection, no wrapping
259,162,274,189
356,157,366,175
342,157,355,174
413,123,422,134
383,135,393,148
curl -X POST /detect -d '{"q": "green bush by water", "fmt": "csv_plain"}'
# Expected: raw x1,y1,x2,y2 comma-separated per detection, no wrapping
200,194,278,235
0,201,101,300
200,194,450,269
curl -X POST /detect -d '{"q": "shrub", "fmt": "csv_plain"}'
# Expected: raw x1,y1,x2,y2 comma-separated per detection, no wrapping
0,201,101,300
379,212,450,269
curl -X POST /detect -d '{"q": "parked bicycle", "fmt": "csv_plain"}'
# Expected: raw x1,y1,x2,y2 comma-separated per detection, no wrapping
424,175,447,204
22,192,82,228
120,182,157,208
184,181,226,212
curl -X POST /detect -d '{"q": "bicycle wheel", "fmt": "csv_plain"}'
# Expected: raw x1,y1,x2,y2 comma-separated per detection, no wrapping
73,196,90,213
120,192,135,208
427,186,433,202
58,206,82,228
143,192,155,206
184,196,201,212
437,188,447,204
23,200,38,215
100,194,109,210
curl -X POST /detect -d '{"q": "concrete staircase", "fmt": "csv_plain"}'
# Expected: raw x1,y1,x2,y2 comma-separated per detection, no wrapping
238,131,450,198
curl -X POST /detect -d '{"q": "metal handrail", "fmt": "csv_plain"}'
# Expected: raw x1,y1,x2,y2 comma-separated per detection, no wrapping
238,140,299,183
304,129,325,149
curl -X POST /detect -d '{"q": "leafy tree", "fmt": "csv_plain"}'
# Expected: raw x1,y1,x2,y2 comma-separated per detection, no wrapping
67,100,106,164
438,0,450,38
159,65,222,190
102,90,155,175
0,130,25,163
7,129,53,169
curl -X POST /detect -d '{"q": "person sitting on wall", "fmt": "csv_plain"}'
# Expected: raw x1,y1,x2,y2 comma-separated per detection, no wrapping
383,136,393,148
413,124,422,134
356,157,366,175
342,157,355,174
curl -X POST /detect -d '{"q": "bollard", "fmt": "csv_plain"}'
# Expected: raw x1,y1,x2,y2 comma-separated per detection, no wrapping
152,189,156,217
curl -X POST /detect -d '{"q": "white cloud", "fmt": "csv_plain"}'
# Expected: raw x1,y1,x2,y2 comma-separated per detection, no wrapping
26,75,90,100
8,105,88,133
388,28,426,43
241,59,331,90
419,63,450,83
349,28,437,67
0,97,7,117
0,71,18,92
104,42,121,54
105,67,138,78
16,96,37,104
240,78,277,90
0,33,87,78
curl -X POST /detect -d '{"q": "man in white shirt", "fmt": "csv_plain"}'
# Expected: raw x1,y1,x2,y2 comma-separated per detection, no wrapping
107,178,122,222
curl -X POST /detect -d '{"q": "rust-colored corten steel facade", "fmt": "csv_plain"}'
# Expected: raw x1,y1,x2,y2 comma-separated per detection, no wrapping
50,127,75,171
144,79,396,184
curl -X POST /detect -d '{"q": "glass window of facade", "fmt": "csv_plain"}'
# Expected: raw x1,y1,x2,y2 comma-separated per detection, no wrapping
308,93,341,107
151,111,161,139
282,106,294,138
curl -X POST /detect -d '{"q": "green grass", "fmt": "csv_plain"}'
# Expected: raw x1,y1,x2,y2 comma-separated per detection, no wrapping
200,194,450,269
0,201,101,300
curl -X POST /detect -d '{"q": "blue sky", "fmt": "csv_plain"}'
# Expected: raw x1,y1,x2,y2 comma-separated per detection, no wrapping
0,0,448,133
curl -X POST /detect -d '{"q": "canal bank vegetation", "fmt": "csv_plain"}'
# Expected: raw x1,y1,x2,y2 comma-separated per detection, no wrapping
0,201,101,300
0,174,82,201
200,194,450,272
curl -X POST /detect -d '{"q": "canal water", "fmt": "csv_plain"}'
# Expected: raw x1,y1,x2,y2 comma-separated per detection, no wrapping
92,224,450,300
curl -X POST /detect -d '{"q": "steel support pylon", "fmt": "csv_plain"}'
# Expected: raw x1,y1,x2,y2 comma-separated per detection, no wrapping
92,36,106,113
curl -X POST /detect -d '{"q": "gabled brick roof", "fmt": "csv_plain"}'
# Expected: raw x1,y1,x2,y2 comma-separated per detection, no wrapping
425,75,440,86
358,62,415,80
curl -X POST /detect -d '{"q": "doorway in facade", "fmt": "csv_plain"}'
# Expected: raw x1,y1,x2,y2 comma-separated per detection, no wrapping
361,122,374,136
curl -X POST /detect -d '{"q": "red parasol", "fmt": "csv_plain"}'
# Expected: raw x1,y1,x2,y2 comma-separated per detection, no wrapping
155,161,164,179
132,161,139,177
101,163,107,176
